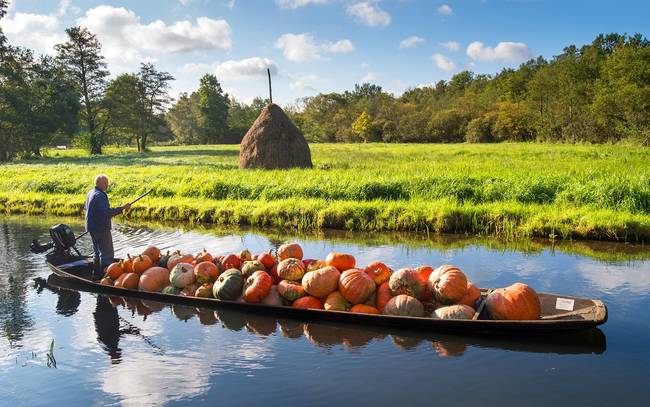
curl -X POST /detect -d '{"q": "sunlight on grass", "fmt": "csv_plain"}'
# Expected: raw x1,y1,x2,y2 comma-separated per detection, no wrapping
1,143,649,242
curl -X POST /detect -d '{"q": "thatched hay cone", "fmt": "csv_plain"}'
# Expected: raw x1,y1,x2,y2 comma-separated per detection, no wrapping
239,103,312,169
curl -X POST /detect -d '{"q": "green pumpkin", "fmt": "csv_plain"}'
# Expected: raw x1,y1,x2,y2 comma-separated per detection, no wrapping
241,260,266,279
162,285,181,295
158,251,171,268
213,269,244,300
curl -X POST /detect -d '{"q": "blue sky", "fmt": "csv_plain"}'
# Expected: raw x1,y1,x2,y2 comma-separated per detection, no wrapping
3,0,648,105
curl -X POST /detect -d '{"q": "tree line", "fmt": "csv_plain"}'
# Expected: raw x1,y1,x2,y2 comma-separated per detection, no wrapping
290,33,649,145
1,0,648,161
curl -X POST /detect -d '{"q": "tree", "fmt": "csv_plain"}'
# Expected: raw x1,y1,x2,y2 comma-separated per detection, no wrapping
55,27,110,154
592,36,650,142
0,0,8,53
348,83,383,100
166,92,202,144
352,111,372,142
136,63,174,151
197,74,229,143
105,73,143,146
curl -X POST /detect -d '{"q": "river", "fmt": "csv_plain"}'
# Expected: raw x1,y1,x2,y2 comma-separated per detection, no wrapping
1,216,649,406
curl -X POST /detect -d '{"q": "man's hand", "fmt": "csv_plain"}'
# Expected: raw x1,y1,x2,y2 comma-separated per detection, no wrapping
122,203,132,212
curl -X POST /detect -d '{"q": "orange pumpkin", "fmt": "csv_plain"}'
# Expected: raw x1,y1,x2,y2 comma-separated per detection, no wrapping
106,261,124,280
142,246,161,264
277,258,306,281
243,270,274,303
350,304,380,314
306,260,327,272
167,252,194,271
138,267,170,292
416,265,435,301
416,265,435,281
429,265,468,305
278,242,303,261
324,291,349,311
364,261,392,285
389,268,427,301
195,283,214,298
459,282,481,307
239,249,253,262
375,282,392,312
292,296,324,310
113,273,128,288
277,280,306,301
194,248,213,264
302,266,340,299
132,254,153,274
338,268,376,305
195,261,220,282
100,277,114,286
485,283,541,320
257,252,276,269
122,254,134,273
326,252,356,271
220,254,242,271
119,273,140,289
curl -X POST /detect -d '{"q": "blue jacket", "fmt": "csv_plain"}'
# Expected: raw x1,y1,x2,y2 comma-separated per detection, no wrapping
85,187,122,233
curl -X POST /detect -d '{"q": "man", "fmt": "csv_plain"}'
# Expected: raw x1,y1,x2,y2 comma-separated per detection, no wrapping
85,174,131,274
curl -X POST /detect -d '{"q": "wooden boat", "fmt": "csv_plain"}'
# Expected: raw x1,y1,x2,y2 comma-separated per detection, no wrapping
45,255,607,334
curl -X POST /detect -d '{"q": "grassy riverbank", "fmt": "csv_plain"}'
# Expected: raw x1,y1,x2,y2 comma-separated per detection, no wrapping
1,143,648,242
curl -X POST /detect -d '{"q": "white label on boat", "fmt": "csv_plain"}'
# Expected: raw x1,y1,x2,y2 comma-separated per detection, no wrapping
555,298,575,311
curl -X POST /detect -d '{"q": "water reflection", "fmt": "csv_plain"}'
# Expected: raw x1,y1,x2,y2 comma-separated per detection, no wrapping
3,215,647,406
63,288,606,358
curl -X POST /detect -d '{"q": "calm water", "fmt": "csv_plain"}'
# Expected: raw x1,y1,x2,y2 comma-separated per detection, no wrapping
1,216,649,406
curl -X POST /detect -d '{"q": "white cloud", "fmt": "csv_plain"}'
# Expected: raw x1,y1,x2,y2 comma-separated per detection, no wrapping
362,71,378,82
361,62,369,69
215,57,279,81
346,1,391,27
179,0,191,5
182,58,279,81
3,12,66,55
466,41,532,62
275,33,322,62
440,41,460,52
275,33,355,62
276,0,330,9
226,0,236,9
437,4,453,16
289,74,318,92
431,53,456,71
399,36,424,49
322,39,355,53
77,6,232,69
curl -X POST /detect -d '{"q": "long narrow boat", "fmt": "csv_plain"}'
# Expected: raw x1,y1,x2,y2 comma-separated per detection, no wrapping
46,255,607,334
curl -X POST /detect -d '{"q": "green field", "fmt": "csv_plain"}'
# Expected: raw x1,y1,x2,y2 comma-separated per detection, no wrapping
1,143,649,242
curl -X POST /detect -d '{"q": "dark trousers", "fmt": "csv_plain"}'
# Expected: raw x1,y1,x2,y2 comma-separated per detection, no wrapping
90,230,114,273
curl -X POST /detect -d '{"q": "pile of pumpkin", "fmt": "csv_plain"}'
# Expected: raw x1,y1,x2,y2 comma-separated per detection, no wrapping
100,242,541,321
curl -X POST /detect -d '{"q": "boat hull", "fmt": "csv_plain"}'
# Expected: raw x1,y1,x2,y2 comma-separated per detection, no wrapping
47,260,607,334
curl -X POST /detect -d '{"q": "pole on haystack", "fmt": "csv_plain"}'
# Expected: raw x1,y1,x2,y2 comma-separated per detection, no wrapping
267,68,273,104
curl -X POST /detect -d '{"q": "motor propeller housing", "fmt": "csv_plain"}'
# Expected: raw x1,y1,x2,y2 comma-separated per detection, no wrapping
30,224,81,255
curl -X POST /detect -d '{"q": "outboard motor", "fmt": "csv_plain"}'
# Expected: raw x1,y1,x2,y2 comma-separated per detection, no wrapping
30,224,84,257
49,224,77,251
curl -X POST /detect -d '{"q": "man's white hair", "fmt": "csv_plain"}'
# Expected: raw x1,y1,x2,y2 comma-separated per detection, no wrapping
94,174,109,185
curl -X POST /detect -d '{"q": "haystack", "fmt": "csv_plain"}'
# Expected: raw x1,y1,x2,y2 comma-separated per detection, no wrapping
239,103,312,169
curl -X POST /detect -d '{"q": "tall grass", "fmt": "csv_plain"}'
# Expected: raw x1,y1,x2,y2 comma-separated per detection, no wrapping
1,143,649,242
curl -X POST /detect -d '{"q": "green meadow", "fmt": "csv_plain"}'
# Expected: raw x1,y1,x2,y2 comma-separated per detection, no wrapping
1,143,648,242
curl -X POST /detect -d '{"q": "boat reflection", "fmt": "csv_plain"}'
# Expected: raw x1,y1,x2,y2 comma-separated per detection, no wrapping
92,292,607,358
